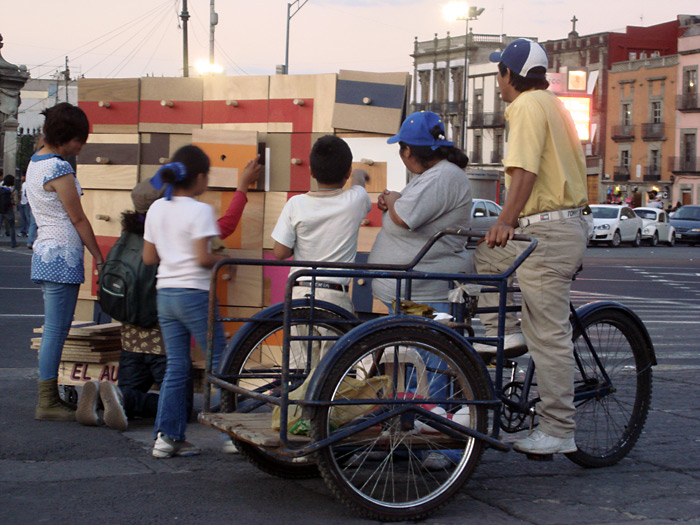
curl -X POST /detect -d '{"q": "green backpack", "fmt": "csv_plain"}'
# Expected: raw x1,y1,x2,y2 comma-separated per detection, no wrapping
98,231,158,328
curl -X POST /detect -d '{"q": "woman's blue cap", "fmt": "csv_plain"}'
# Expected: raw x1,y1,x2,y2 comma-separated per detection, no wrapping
387,111,454,150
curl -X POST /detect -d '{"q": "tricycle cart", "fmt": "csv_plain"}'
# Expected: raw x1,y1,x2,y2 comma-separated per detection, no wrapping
199,229,655,521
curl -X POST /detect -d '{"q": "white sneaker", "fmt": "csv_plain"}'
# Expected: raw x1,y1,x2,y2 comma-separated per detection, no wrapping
472,333,528,357
421,452,451,471
513,429,577,455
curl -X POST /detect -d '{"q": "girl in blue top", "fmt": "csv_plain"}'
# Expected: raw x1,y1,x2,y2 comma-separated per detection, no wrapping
143,145,226,458
26,103,105,421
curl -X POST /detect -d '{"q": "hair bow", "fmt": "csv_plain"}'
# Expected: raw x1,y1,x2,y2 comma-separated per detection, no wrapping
150,162,187,200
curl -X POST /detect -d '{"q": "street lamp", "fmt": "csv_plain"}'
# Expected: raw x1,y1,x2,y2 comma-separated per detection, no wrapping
444,2,484,151
283,0,309,75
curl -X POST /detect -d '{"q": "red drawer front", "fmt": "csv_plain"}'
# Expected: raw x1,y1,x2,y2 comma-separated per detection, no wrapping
202,99,269,124
139,100,202,125
269,99,314,133
79,101,139,131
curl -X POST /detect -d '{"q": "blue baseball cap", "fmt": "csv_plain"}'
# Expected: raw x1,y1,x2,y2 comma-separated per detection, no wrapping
489,38,548,79
387,111,453,150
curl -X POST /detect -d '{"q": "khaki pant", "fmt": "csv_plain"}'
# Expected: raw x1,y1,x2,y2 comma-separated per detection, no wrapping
474,216,587,438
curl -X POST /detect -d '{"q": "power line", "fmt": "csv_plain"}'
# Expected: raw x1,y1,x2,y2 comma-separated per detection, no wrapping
29,0,175,78
104,5,176,77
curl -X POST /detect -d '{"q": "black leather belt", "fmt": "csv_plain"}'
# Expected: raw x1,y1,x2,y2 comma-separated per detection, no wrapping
294,281,348,292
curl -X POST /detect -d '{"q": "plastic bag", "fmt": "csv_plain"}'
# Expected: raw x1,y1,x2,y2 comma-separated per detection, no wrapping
271,374,392,435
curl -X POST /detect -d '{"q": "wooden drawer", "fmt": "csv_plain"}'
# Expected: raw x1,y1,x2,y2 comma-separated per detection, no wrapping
78,78,140,133
139,77,203,133
202,75,269,131
269,73,336,133
333,70,410,135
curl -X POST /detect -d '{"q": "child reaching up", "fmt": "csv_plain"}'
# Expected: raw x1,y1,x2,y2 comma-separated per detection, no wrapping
142,145,227,458
271,135,371,315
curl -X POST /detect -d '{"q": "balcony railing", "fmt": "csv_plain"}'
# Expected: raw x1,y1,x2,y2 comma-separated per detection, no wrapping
677,93,700,111
412,102,445,114
446,101,462,114
468,112,505,128
643,166,661,181
611,125,635,141
469,151,482,164
613,165,630,181
669,156,700,173
641,122,665,140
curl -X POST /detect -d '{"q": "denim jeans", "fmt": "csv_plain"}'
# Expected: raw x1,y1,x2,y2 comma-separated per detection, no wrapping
154,288,225,441
0,211,16,247
382,301,451,402
19,203,30,235
38,281,80,380
27,209,37,247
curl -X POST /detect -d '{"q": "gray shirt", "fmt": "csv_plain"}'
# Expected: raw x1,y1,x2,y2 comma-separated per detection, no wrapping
368,159,473,302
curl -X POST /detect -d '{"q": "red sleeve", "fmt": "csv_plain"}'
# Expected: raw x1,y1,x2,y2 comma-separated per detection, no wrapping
217,191,248,239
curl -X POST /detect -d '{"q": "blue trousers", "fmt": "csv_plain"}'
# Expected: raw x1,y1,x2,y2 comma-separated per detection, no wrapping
154,288,225,441
38,281,80,380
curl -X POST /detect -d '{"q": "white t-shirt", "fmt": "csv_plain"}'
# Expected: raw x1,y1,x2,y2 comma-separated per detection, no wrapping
144,196,221,291
271,185,371,285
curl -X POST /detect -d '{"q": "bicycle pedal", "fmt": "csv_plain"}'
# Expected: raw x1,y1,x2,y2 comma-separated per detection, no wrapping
524,453,553,462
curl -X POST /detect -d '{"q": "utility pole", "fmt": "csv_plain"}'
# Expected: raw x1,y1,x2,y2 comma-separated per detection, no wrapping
284,0,308,75
61,57,70,102
181,0,190,77
209,0,218,65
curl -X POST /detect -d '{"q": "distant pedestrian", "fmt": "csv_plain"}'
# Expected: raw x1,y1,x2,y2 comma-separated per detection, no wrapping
18,175,31,237
0,174,17,248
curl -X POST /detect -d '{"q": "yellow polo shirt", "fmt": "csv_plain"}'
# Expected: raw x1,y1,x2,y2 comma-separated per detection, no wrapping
502,89,588,217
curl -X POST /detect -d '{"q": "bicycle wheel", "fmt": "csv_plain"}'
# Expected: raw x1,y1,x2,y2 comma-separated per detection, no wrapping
310,325,490,521
566,308,653,468
220,307,352,479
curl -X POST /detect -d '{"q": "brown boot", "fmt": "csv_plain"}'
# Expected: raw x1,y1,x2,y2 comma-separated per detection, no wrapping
35,379,76,421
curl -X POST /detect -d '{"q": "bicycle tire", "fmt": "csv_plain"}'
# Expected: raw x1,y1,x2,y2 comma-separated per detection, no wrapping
565,308,653,468
220,307,351,479
310,325,490,521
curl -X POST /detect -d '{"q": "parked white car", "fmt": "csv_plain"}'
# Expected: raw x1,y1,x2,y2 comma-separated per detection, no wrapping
590,205,643,247
633,207,676,247
470,199,503,232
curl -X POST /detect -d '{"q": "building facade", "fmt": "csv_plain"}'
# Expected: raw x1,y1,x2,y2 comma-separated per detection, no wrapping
18,78,78,134
605,55,678,208
410,32,533,201
673,24,700,205
544,19,681,205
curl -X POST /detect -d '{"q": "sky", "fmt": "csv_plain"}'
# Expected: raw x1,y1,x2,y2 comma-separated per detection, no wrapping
2,0,699,80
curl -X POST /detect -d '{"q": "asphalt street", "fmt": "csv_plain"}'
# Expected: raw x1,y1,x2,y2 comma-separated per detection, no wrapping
1,238,699,524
